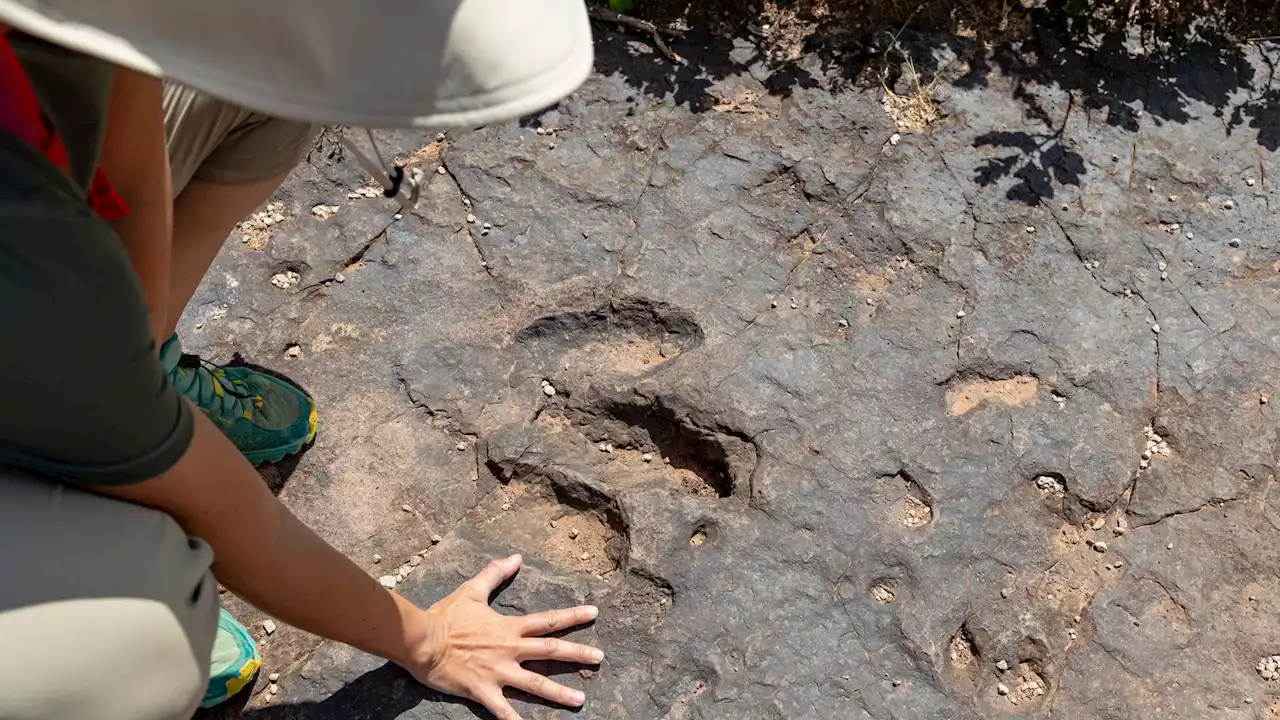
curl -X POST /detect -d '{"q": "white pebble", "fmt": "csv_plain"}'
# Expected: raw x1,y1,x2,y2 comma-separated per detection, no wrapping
501,503,511,511
642,453,653,463
436,166,446,175
456,441,467,451
1224,199,1235,209
996,660,1009,672
579,552,590,560
790,301,798,309
956,310,966,318
998,683,1010,695
1185,232,1194,239
1026,226,1036,234
1247,178,1256,186
373,553,381,563
393,213,403,221
569,528,580,539
1093,541,1108,553
430,533,443,544
268,673,280,683
263,619,277,635
1158,261,1167,271
837,318,849,328
334,272,345,283
1229,238,1242,248
466,214,476,224
401,504,413,513
1167,543,1174,550
378,575,397,589
269,684,279,696
888,133,902,146
482,221,492,229
543,384,557,396
409,555,422,567
1151,324,1160,334
1160,272,1168,281
771,300,779,308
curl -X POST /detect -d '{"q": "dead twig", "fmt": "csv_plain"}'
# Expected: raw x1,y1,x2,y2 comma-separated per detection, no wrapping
587,6,686,65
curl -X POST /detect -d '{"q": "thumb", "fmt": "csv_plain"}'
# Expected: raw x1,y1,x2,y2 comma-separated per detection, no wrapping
467,554,522,598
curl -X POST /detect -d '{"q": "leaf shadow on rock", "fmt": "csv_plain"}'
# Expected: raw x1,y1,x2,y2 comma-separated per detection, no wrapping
587,3,1276,206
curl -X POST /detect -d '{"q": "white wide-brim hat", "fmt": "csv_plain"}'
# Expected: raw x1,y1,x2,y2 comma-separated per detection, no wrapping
0,0,594,129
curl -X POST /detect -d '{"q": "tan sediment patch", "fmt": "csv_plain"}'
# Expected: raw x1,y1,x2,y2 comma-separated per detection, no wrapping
946,376,1039,416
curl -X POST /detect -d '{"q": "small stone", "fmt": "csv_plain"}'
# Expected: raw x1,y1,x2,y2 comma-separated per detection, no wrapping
790,300,798,309
1229,238,1242,248
997,683,1010,696
996,660,1009,672
194,323,203,329
268,673,280,683
501,503,511,511
334,272,345,283
269,684,279,696
1025,226,1036,233
436,132,446,140
1167,543,1174,550
1133,620,1141,627
401,503,413,513
373,553,381,564
1168,195,1178,202
1111,154,1120,162
409,555,422,567
837,318,849,328
393,213,403,221
569,528,580,539
536,127,546,135
1262,395,1270,405
889,133,902,146
579,552,590,560
1151,324,1160,334
892,679,902,687
1158,261,1167,271
543,384,557,397
1114,526,1127,536
956,309,966,318
1139,459,1149,469
1186,231,1194,239
1113,560,1124,568
284,344,301,359
378,575,397,589
1074,615,1082,623
480,229,489,236
642,453,653,463
263,619,277,635
1223,199,1236,210
1105,563,1113,570
770,300,779,308
1093,541,1108,553
1088,518,1105,530
436,166,446,175
456,441,467,451
482,222,492,229
866,297,874,305
430,533,442,544
1001,588,1011,598
1247,178,1257,186
466,213,476,224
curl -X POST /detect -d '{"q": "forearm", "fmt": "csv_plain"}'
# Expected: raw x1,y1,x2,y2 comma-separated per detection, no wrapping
92,410,429,667
100,68,172,344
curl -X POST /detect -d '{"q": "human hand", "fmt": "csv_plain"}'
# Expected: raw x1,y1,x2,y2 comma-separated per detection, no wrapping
405,554,603,720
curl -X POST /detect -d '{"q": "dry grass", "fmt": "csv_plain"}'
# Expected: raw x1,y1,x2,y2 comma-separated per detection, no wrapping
881,56,941,131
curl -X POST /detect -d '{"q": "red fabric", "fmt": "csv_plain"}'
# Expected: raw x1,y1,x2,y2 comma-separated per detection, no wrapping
0,35,128,221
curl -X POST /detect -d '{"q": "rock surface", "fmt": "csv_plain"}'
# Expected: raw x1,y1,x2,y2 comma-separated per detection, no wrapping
193,19,1280,720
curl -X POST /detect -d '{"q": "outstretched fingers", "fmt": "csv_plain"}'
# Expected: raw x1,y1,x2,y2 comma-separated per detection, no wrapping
506,668,586,707
516,636,604,664
475,685,521,720
520,605,599,636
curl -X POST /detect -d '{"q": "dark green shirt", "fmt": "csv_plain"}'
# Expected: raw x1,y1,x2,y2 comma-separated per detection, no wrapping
0,35,193,483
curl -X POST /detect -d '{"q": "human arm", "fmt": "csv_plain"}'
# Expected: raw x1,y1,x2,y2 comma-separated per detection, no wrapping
99,67,172,344
93,411,603,719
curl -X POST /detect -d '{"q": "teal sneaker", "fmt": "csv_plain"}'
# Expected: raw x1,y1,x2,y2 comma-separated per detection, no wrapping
201,608,262,708
161,334,317,465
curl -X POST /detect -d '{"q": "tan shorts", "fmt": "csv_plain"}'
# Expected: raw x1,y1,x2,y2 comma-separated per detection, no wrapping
163,82,319,197
0,470,218,720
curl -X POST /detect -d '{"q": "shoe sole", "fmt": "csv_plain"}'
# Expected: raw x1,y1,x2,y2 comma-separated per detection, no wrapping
243,403,318,465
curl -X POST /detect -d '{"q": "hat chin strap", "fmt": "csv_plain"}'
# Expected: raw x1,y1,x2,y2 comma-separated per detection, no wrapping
337,129,422,209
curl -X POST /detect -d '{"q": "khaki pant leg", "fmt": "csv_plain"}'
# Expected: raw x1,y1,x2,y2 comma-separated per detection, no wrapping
163,82,319,197
0,469,218,720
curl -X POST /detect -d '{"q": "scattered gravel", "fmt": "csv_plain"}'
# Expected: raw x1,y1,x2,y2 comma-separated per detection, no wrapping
1258,655,1280,681
263,619,277,635
270,270,301,289
378,575,398,589
1034,475,1063,493
310,204,339,220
